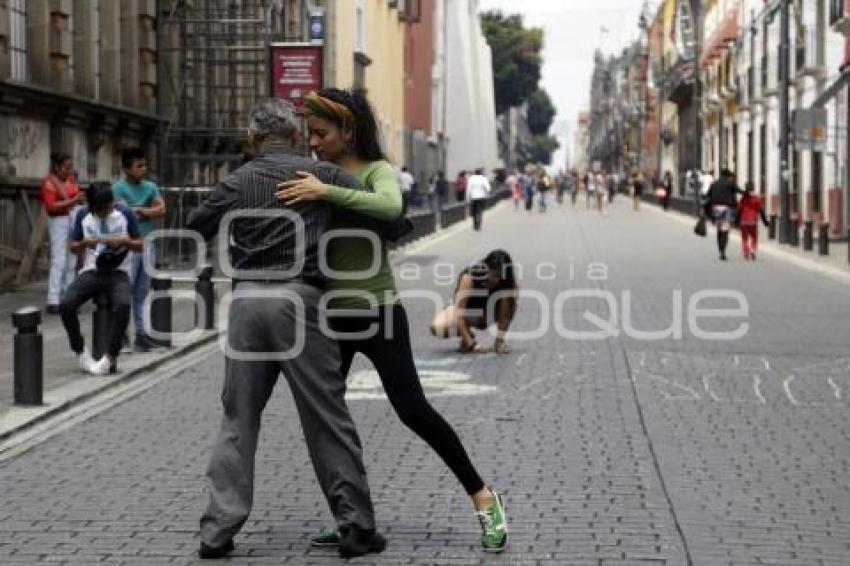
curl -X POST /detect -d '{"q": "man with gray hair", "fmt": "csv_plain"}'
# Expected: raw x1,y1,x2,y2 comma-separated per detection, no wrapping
187,98,385,559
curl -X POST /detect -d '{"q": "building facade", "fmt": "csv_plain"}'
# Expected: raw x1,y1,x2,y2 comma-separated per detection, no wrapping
0,1,162,286
444,0,500,179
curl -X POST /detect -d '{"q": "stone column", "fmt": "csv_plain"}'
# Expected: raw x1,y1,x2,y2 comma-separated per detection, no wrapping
99,0,121,104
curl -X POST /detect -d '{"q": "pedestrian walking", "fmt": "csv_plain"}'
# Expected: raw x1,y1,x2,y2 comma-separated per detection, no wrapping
704,168,742,261
42,152,85,314
507,170,521,210
556,172,568,205
662,170,673,211
467,167,491,231
595,170,607,214
430,249,518,356
585,170,597,210
62,183,141,376
537,171,552,212
522,170,535,211
187,98,386,560
275,88,508,554
112,148,165,352
738,181,769,261
455,170,468,203
571,169,580,206
630,168,643,211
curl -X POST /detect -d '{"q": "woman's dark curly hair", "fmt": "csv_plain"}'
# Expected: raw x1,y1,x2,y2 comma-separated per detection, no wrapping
309,88,386,162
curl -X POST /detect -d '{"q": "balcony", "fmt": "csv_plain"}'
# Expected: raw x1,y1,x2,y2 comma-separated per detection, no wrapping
794,27,825,77
830,0,850,34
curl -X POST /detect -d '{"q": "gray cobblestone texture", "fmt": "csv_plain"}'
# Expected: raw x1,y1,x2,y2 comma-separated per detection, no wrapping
1,200,849,564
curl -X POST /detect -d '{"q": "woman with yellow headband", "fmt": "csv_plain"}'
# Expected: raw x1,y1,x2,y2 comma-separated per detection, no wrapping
276,88,508,554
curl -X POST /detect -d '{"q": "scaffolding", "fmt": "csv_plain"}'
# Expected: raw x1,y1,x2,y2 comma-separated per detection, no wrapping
158,0,306,186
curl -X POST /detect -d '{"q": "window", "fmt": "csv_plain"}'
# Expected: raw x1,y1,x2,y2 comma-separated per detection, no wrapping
811,151,822,213
747,130,754,183
9,0,27,81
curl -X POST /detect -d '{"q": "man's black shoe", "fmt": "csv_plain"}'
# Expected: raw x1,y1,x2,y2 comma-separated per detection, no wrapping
198,539,234,559
338,526,386,558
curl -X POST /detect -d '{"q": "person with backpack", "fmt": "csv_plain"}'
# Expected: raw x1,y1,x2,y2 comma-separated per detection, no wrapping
704,168,742,261
61,183,142,375
737,181,769,261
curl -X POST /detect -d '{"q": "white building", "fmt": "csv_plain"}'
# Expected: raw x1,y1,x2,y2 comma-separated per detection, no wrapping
721,0,846,240
444,0,502,178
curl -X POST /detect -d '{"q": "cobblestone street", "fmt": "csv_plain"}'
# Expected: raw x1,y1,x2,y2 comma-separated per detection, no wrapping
1,200,849,565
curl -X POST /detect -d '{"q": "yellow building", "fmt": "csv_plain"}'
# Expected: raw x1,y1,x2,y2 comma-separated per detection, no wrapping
326,0,406,166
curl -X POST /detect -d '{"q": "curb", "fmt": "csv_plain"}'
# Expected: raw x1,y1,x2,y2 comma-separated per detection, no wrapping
0,333,218,445
643,200,850,286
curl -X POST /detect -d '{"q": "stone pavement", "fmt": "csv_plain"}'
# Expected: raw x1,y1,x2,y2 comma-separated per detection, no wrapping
0,197,848,565
0,278,215,429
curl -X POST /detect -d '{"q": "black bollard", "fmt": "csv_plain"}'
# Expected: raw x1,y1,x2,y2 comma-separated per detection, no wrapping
12,307,43,406
789,218,800,247
819,224,830,256
195,265,215,331
91,291,111,360
150,276,172,347
768,215,777,240
803,220,814,251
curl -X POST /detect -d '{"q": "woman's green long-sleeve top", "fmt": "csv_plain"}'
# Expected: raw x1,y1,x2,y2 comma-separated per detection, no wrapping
324,159,402,310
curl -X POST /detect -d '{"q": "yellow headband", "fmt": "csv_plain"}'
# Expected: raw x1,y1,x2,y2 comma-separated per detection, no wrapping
303,92,356,127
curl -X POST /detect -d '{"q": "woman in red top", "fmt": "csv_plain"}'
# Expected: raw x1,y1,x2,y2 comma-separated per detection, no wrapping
737,181,769,261
41,152,84,313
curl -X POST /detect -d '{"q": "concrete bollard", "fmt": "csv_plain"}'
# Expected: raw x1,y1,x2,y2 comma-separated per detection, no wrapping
91,292,111,360
195,265,215,331
150,276,172,347
12,307,43,406
819,224,830,256
803,220,814,251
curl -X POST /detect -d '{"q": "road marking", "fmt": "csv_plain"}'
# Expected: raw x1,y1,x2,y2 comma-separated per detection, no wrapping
702,374,722,402
753,375,767,404
636,370,701,401
761,357,771,371
414,357,460,367
346,369,498,400
515,353,527,367
783,375,799,405
827,377,841,400
515,375,556,393
733,355,740,367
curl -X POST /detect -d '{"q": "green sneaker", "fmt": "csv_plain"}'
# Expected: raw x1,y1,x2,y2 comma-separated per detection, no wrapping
477,489,508,553
310,527,340,547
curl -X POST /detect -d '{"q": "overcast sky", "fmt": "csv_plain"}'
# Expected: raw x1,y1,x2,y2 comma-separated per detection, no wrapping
478,0,647,168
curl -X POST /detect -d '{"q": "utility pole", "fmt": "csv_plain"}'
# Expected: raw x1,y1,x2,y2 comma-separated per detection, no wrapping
778,0,791,243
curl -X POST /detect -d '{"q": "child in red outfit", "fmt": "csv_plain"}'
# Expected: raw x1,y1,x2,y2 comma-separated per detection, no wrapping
737,181,769,260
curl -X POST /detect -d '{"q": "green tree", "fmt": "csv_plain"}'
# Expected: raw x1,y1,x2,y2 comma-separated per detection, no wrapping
528,135,560,165
481,11,544,115
527,88,557,135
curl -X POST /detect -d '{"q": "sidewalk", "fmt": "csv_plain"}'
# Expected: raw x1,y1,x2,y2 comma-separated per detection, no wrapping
643,199,850,284
0,279,217,441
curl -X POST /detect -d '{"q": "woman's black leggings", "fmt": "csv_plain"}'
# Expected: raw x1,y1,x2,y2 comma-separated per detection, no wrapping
330,304,485,496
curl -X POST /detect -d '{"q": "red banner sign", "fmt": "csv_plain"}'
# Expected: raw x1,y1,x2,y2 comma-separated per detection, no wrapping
269,44,324,108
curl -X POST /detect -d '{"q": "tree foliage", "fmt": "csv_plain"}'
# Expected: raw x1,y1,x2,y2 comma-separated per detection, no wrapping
527,88,557,135
481,11,544,115
528,135,560,166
